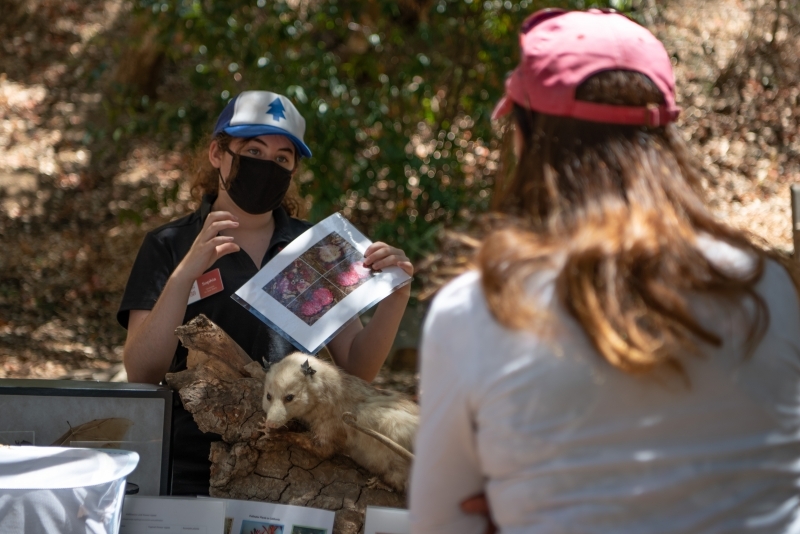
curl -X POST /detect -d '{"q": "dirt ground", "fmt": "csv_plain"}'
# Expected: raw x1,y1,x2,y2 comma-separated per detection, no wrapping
0,0,798,389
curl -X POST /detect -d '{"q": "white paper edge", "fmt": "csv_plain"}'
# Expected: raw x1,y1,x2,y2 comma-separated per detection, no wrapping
233,212,412,353
203,497,335,533
364,506,410,534
120,496,226,532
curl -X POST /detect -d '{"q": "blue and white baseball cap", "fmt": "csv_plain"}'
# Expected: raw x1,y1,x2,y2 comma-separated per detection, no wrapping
212,91,312,158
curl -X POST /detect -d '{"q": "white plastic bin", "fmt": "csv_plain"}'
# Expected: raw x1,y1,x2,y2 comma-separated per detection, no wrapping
0,446,139,534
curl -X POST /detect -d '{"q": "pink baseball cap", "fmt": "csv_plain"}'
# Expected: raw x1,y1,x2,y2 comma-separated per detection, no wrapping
492,8,680,127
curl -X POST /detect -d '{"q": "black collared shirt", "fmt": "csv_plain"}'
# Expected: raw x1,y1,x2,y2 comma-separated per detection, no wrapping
118,195,312,371
117,195,312,495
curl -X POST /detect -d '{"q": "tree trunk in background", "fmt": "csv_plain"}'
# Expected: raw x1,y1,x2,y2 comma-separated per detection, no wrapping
165,315,406,534
112,25,165,99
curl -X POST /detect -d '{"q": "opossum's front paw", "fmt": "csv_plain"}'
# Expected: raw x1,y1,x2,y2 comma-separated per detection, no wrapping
256,419,271,438
282,432,335,459
254,422,272,449
365,476,394,492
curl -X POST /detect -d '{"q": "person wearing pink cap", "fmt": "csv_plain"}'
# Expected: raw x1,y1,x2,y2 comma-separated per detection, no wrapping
410,9,800,534
118,90,413,495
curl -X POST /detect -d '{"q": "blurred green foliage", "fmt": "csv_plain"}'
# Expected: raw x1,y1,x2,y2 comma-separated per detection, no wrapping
119,0,624,257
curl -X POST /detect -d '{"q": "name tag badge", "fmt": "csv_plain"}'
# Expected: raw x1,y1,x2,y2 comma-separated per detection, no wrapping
187,268,224,305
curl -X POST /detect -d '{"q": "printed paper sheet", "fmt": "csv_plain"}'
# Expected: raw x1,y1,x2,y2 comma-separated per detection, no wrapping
233,212,412,354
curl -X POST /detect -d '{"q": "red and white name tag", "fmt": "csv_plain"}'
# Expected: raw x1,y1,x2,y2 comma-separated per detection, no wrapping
187,268,224,305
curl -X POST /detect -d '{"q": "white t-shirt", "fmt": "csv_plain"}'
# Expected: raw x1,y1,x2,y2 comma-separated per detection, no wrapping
409,241,800,534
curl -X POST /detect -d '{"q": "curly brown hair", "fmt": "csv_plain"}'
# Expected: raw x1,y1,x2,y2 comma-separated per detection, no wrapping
187,132,306,218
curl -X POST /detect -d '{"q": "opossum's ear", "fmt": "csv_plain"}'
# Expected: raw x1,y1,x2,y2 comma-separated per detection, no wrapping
301,359,317,377
261,356,271,373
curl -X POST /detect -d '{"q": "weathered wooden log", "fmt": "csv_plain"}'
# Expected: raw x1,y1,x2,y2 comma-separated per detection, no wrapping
165,315,406,534
174,314,252,375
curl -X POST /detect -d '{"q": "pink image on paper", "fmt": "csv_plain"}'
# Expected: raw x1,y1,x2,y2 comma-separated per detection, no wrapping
240,520,283,534
299,232,358,274
263,259,321,306
286,278,345,326
262,231,376,325
328,250,374,295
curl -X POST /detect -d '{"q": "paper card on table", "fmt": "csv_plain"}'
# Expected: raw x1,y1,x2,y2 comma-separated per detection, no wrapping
200,497,335,534
119,496,225,533
232,213,412,354
364,506,410,534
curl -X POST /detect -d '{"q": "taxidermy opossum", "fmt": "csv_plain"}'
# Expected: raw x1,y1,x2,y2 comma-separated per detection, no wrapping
260,352,418,492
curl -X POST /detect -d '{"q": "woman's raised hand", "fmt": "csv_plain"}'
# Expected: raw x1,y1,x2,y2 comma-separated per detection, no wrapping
174,211,241,283
362,242,414,277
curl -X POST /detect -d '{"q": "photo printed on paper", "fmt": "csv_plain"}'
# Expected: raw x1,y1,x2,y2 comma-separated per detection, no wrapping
263,232,376,326
327,249,373,295
291,527,327,534
263,259,322,307
241,520,284,534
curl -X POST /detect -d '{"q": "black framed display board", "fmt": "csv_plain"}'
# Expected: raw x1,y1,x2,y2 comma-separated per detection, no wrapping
0,379,172,496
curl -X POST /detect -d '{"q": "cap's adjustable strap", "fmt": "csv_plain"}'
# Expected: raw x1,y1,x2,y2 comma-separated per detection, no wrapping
569,100,681,127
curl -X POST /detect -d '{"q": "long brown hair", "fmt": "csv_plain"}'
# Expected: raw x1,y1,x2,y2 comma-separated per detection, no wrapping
479,70,770,376
188,132,306,218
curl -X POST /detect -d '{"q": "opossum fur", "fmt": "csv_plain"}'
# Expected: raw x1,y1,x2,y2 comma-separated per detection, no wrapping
261,352,418,492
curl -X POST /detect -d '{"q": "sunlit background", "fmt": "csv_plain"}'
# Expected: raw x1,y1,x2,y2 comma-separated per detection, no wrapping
0,0,798,382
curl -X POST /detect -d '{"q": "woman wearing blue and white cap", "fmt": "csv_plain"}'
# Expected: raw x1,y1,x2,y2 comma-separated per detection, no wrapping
117,91,413,495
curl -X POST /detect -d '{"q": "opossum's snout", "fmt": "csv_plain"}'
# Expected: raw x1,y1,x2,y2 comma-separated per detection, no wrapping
265,403,288,429
262,390,309,428
263,389,307,429
262,390,288,429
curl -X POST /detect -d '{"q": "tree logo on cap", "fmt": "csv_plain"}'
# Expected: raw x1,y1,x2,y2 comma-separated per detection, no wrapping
266,98,286,122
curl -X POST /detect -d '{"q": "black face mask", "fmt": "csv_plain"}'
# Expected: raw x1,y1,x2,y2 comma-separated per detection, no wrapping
221,152,293,215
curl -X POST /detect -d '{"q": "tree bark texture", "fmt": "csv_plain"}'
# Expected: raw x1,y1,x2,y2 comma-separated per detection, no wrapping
165,315,406,534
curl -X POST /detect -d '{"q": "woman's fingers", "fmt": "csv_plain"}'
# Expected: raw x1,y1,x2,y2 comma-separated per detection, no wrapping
208,235,237,248
363,241,396,261
198,212,239,247
460,494,490,515
363,242,413,274
460,494,496,534
199,211,238,237
370,255,413,273
214,242,241,257
205,210,239,224
363,242,381,257
178,212,242,281
396,260,414,276
200,235,239,263
203,219,239,239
